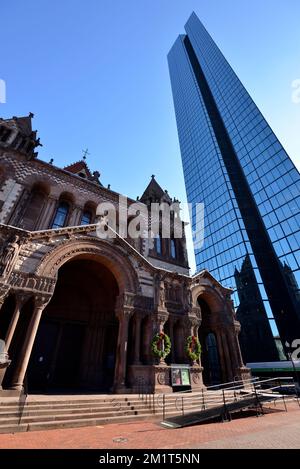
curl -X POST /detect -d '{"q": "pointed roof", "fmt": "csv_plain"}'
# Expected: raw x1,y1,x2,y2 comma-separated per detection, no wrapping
140,175,172,204
1,113,35,138
63,160,102,185
192,269,233,294
64,160,93,178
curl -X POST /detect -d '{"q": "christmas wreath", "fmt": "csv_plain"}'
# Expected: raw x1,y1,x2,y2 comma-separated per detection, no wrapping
151,332,171,359
185,336,201,361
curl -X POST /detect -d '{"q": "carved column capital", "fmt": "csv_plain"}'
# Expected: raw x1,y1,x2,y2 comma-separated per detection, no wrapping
0,284,9,307
115,306,134,322
153,311,168,333
33,293,52,311
185,314,201,336
13,290,32,307
233,320,241,335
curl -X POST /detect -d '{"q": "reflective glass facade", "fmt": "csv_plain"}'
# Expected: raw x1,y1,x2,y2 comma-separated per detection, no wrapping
168,13,300,362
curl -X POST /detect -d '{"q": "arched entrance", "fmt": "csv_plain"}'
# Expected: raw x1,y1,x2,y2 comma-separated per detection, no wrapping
198,297,222,386
27,258,119,393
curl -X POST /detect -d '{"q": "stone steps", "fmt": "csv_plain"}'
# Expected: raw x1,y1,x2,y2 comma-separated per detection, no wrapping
0,391,241,434
0,395,156,433
0,412,155,434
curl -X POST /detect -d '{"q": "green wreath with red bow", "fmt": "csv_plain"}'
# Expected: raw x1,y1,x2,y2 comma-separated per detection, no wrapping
151,332,171,359
185,335,201,361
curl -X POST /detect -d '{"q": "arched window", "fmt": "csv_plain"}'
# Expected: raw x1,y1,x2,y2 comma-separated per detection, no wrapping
18,183,49,230
155,234,162,255
52,201,69,228
205,333,221,385
171,239,176,259
81,210,92,225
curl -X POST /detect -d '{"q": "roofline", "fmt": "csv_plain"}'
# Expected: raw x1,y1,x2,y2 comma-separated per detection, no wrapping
32,157,138,204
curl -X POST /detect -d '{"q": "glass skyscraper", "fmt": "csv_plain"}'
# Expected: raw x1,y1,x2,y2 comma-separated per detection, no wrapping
168,12,300,362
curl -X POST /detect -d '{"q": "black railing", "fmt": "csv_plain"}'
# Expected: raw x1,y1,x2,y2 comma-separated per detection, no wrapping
137,376,300,422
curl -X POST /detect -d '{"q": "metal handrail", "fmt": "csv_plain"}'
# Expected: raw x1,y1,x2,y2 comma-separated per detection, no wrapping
158,376,298,421
137,374,299,421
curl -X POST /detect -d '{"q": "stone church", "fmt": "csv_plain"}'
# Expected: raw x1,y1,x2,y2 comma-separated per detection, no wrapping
0,114,250,396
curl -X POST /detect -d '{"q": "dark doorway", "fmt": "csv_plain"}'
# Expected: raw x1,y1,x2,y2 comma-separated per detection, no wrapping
198,297,222,386
27,321,60,392
52,323,86,388
203,332,221,385
27,257,119,394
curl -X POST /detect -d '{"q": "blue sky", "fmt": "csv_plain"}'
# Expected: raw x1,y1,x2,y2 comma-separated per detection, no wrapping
1,0,300,271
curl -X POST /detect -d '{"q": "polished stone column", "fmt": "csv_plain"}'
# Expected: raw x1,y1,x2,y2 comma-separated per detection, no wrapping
169,317,175,363
228,328,243,370
133,314,142,365
142,316,152,365
10,295,50,391
4,298,21,352
221,331,233,382
233,322,244,368
216,331,227,382
114,307,132,391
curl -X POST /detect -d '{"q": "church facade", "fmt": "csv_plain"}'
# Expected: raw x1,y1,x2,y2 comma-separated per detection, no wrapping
0,115,250,396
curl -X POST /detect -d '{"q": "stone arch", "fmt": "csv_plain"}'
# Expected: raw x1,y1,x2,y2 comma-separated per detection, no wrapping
81,201,97,224
36,238,139,294
20,173,53,194
192,280,229,385
58,191,76,205
192,282,225,314
18,181,51,230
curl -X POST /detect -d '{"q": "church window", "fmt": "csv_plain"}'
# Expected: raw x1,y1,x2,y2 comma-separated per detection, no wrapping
52,201,69,228
171,239,176,259
81,210,92,225
155,234,162,255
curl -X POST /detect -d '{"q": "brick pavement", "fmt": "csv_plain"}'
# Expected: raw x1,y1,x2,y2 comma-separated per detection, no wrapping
0,402,299,449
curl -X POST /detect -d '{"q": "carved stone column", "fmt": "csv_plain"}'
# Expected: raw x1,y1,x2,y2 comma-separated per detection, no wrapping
114,306,133,392
133,314,142,365
10,294,50,391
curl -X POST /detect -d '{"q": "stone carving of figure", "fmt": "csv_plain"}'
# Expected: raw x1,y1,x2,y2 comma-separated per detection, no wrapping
159,284,165,307
154,273,161,307
187,288,193,308
0,235,20,278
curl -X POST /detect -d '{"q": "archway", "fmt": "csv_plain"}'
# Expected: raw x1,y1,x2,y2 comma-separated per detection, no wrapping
198,297,222,386
27,257,119,393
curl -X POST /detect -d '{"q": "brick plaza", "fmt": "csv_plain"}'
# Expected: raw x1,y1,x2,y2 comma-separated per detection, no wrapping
0,402,299,449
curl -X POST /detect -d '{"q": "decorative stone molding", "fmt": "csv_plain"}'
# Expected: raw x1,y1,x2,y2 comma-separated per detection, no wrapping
192,306,201,319
0,284,10,306
36,238,139,293
0,234,22,279
233,320,241,334
8,271,56,295
33,293,52,310
190,365,204,391
153,311,169,334
116,291,154,312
